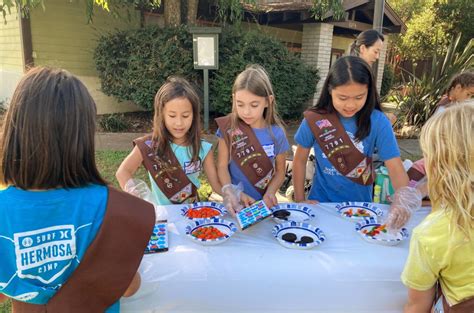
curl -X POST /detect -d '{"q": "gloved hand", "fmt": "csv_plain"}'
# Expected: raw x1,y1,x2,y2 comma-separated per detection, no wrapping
125,178,167,220
385,186,422,231
124,179,154,201
222,183,244,216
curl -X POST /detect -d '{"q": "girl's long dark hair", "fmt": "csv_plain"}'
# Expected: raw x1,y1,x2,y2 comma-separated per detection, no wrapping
350,29,384,57
152,76,201,163
311,56,382,141
0,67,106,189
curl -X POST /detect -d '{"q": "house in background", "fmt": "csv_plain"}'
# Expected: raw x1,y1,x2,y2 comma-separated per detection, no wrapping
0,0,405,114
236,0,406,98
0,0,142,113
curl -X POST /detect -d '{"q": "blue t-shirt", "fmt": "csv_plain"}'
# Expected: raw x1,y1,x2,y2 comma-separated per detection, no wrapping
295,110,400,202
217,125,290,200
0,184,119,312
149,140,213,205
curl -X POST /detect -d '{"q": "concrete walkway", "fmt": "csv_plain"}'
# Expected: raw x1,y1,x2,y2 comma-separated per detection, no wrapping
96,131,422,160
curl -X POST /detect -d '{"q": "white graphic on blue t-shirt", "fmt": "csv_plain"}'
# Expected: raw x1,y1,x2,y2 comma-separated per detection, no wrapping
183,160,202,175
14,225,77,284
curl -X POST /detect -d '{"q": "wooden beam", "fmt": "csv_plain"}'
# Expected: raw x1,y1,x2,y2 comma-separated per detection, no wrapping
329,21,372,32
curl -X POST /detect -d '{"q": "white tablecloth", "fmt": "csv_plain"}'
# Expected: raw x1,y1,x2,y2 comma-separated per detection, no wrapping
121,203,430,313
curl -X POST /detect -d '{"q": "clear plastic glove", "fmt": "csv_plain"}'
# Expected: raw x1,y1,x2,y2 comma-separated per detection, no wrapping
124,178,167,220
414,177,428,199
385,186,422,231
222,183,243,216
125,178,155,203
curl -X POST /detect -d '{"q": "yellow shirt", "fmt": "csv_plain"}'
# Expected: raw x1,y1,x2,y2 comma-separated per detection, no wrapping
401,209,474,305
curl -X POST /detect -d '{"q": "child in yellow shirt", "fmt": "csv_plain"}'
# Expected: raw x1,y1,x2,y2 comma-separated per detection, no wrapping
401,103,474,312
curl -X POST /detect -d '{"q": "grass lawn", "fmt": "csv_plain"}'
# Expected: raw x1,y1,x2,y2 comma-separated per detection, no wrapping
0,301,10,313
95,150,148,187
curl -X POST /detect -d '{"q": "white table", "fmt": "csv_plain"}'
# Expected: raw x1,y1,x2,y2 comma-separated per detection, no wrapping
121,203,430,313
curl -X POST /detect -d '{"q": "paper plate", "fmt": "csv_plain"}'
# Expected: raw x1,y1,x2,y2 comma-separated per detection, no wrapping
355,217,409,246
185,218,237,246
181,202,227,220
335,202,383,221
272,203,316,223
272,221,325,250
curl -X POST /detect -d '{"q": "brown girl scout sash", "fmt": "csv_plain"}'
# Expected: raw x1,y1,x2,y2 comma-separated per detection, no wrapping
433,283,474,313
304,110,374,186
216,115,274,196
407,166,425,182
134,135,198,204
12,186,155,313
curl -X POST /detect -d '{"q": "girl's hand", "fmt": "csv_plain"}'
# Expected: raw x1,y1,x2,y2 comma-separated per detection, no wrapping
263,192,278,209
299,199,319,205
222,184,242,217
240,193,255,209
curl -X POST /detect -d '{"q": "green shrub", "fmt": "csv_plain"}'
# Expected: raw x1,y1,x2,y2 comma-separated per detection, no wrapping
0,299,11,313
393,35,473,129
98,114,129,132
380,63,395,98
0,100,7,114
94,26,319,119
94,25,197,111
209,27,319,119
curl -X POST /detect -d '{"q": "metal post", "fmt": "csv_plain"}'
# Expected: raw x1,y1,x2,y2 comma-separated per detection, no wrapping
203,68,209,131
372,0,385,82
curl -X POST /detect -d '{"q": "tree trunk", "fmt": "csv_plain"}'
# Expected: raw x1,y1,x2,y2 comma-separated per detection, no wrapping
164,0,181,26
186,0,199,25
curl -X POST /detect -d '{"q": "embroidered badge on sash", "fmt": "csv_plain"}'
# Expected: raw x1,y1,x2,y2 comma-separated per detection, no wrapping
316,119,333,129
361,165,372,184
345,158,368,178
255,170,273,190
169,183,194,203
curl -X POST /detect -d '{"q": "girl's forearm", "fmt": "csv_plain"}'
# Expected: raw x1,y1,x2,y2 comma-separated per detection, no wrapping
265,169,285,195
292,159,306,202
207,173,223,196
217,166,232,187
116,168,135,190
404,300,431,313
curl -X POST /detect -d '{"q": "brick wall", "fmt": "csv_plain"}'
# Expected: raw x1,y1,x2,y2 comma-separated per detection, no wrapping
301,23,334,104
375,40,389,92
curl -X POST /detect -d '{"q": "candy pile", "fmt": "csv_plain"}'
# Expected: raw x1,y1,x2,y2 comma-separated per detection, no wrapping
343,208,371,217
186,207,221,219
362,224,387,237
191,226,227,240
